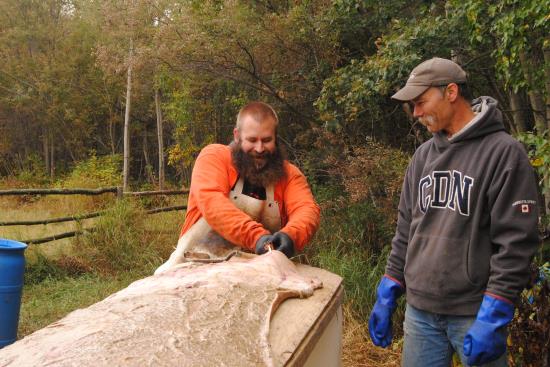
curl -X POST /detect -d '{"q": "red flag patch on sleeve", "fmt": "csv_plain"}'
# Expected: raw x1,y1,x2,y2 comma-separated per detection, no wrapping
512,200,536,214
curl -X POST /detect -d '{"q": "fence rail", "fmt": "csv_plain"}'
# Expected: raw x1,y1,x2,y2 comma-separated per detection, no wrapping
0,187,118,196
23,229,95,245
20,205,187,245
0,187,188,244
0,187,189,196
125,190,189,196
0,211,105,226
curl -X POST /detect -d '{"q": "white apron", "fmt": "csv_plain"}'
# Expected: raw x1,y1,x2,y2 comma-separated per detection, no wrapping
155,177,281,274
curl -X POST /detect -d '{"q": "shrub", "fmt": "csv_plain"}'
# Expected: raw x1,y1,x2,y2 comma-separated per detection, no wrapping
62,153,122,189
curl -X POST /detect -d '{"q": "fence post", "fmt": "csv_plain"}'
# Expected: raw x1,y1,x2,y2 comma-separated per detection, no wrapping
116,186,124,200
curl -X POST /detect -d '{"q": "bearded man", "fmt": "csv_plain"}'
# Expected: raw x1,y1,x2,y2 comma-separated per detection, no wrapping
155,101,320,274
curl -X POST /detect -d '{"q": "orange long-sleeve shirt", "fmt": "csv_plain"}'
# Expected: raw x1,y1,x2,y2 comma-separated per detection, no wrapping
180,144,320,251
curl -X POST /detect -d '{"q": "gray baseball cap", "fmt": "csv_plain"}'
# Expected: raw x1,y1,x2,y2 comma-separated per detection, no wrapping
391,57,467,101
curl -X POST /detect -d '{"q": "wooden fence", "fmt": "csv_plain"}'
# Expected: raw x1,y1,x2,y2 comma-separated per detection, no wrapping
0,187,189,245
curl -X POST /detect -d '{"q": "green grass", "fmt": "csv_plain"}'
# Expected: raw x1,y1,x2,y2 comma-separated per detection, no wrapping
19,270,149,337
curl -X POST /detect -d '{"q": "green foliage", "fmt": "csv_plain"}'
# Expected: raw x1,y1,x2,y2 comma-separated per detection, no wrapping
316,6,465,137
517,131,550,226
453,0,550,90
62,153,122,188
19,271,145,338
517,131,550,189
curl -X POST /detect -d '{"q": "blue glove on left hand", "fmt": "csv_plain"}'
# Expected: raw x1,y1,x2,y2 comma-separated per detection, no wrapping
463,294,514,366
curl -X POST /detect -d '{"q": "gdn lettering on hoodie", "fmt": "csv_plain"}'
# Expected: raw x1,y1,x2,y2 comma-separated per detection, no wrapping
418,170,474,216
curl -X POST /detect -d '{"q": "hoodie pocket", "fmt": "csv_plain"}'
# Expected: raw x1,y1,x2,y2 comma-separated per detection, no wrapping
405,234,488,298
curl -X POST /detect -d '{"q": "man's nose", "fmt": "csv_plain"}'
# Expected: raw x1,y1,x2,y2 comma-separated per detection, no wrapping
254,141,265,153
413,105,422,118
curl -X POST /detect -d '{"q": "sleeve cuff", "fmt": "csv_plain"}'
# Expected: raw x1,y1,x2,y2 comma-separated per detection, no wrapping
484,291,514,305
384,274,405,289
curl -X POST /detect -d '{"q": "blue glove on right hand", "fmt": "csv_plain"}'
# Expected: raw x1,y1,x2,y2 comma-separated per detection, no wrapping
463,294,514,366
368,276,404,348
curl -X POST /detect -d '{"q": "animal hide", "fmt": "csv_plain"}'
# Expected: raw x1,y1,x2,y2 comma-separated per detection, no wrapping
0,251,322,367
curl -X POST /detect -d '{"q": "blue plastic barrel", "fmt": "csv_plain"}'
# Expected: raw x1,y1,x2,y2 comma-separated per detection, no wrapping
0,238,27,349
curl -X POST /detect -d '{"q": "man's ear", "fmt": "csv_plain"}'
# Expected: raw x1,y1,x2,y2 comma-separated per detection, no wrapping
233,128,239,143
446,83,459,102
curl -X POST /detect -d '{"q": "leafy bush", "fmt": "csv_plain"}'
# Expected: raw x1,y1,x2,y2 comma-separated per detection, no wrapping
517,131,550,229
62,153,122,189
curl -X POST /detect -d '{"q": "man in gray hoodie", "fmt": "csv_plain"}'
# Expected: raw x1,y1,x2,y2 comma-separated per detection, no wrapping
368,58,540,366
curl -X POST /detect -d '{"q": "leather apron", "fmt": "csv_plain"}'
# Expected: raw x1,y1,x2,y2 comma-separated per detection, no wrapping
155,177,281,274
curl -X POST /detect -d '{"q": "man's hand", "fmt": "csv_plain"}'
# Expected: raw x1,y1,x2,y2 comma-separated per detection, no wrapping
271,231,295,258
255,234,276,255
463,294,514,365
368,276,404,348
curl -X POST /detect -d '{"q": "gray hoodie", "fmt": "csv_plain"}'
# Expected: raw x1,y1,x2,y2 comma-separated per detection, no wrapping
385,96,540,315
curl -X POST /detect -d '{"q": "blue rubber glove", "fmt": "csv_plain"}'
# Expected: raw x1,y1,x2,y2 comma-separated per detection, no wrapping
463,294,514,366
368,276,404,347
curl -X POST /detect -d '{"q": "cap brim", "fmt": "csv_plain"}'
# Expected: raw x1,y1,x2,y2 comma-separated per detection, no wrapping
391,85,430,102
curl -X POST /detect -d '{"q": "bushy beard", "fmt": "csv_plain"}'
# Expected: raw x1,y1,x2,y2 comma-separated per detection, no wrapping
231,141,287,187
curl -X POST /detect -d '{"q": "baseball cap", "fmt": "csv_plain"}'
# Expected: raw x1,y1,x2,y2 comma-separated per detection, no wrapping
391,57,467,101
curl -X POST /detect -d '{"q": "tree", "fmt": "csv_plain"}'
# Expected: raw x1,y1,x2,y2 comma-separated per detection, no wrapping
316,0,550,223
0,0,118,177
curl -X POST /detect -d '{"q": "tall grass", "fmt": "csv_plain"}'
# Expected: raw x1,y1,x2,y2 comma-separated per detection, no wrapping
71,199,163,274
306,195,398,319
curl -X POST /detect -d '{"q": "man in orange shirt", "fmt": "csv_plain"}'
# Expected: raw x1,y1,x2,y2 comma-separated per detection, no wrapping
155,101,320,274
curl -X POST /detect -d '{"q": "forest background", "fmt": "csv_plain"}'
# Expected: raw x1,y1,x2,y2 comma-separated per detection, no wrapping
0,0,549,365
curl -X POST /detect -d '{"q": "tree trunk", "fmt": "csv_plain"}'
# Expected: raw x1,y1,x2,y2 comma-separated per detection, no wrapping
143,129,155,185
507,90,528,134
543,41,550,130
123,40,133,191
49,132,54,178
109,114,116,155
43,128,50,175
519,51,547,132
543,41,550,221
155,88,165,190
